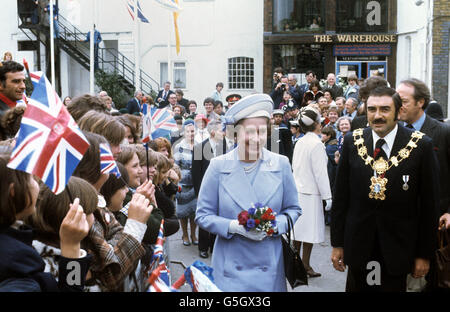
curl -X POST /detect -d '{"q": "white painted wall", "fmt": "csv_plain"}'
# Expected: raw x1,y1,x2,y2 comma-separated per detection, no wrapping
58,0,264,110
396,0,433,87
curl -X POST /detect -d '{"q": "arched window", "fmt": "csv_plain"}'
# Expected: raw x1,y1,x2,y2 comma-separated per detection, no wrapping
228,57,254,90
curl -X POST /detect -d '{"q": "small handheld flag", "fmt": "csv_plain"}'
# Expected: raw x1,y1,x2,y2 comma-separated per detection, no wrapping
100,143,121,178
141,104,177,142
7,74,90,194
127,0,150,23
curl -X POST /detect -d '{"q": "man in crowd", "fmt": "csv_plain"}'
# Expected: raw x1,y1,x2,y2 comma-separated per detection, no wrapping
175,89,189,112
225,94,241,111
299,70,316,95
345,97,358,119
287,74,303,105
0,61,26,119
267,109,293,164
167,93,178,112
331,86,440,292
270,75,289,109
203,97,218,121
126,90,143,115
325,73,344,99
335,97,346,116
396,79,450,229
156,81,174,108
192,120,229,259
345,74,360,100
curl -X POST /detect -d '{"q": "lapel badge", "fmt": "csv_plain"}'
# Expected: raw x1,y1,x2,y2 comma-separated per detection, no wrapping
402,175,409,191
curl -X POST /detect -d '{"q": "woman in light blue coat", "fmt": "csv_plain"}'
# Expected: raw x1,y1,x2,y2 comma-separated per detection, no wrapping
195,94,302,292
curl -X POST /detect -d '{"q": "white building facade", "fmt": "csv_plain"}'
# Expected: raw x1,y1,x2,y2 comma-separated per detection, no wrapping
1,0,264,110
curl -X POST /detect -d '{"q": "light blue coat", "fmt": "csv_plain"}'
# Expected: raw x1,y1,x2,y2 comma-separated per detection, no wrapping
195,148,301,292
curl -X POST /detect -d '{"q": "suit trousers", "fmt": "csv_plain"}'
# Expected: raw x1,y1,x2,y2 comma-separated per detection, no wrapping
198,227,216,253
345,232,407,292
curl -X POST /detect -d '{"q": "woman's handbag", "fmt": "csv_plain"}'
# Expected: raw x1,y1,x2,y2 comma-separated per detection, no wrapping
281,213,308,288
435,225,450,288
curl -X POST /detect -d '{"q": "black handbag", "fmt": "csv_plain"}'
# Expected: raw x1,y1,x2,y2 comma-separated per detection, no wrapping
281,213,308,288
436,226,450,288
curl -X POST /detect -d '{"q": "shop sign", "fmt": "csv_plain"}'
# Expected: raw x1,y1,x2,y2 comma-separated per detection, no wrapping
314,34,396,43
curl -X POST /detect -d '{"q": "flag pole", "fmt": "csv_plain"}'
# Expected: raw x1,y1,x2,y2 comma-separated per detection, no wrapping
89,0,95,94
134,0,140,92
49,0,55,87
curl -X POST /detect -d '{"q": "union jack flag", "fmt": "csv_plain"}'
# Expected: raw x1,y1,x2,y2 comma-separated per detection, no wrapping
126,0,149,23
147,220,177,292
7,74,89,194
100,143,121,178
141,104,178,143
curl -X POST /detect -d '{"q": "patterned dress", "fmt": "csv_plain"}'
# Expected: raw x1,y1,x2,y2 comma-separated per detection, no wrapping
173,139,197,218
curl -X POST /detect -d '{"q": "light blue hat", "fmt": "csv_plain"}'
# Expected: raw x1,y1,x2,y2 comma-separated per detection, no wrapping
222,93,273,125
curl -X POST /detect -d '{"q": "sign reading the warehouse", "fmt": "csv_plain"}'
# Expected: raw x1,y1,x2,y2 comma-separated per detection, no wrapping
314,34,396,43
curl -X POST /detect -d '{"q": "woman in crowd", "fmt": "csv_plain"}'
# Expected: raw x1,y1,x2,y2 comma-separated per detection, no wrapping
194,114,210,145
63,96,71,106
28,177,98,288
336,116,352,153
195,94,301,292
187,100,197,119
292,107,332,278
2,51,13,62
115,144,163,244
302,79,324,107
117,114,141,145
78,110,126,159
72,131,153,291
0,149,91,291
152,152,181,237
213,101,224,116
67,94,109,122
174,120,198,246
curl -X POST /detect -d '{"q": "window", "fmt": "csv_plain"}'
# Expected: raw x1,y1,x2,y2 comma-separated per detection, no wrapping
273,44,325,79
228,57,254,90
273,0,325,33
160,62,187,89
336,0,388,33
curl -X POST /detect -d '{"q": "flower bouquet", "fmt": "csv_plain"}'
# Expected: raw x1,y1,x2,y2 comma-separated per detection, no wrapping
238,203,277,236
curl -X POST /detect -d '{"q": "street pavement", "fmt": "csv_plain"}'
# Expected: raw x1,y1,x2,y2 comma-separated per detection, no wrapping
166,224,347,292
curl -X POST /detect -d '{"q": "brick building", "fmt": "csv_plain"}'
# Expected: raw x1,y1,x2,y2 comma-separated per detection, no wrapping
263,0,397,93
431,0,450,117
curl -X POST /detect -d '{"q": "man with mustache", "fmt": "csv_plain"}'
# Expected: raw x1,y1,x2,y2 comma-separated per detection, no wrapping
331,86,440,292
0,61,26,119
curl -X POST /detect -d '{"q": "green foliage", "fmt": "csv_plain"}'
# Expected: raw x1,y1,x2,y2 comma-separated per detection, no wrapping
94,70,132,110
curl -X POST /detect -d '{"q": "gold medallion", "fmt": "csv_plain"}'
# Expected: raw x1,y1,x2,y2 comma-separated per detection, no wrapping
352,129,424,201
369,176,388,200
373,158,389,174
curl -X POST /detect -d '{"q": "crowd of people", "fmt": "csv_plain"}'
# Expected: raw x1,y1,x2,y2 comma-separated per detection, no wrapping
0,56,449,293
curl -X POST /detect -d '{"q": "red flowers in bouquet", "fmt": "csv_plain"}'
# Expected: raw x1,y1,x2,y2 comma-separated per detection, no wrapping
237,203,277,236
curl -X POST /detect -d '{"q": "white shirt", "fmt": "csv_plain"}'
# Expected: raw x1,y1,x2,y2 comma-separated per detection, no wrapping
371,123,398,159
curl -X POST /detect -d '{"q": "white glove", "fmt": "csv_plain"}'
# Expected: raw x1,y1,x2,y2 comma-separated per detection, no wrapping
228,220,267,241
325,199,332,212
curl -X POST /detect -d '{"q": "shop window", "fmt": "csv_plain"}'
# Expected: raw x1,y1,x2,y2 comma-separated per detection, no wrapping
228,57,254,90
336,0,388,33
273,0,325,33
273,44,325,80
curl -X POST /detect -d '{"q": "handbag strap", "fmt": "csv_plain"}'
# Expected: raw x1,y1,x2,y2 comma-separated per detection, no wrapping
282,213,296,244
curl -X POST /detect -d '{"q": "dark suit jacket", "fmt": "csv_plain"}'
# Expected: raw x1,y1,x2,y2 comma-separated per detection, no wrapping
156,90,174,109
126,98,141,115
326,84,344,99
331,125,440,275
191,138,228,196
351,115,368,131
266,125,293,164
420,114,450,214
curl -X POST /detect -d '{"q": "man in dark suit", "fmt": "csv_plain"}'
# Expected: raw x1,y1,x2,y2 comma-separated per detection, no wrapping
126,90,143,115
331,86,440,292
299,70,316,95
192,120,229,258
175,89,189,112
156,81,174,109
396,79,450,237
267,109,293,164
324,73,344,99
